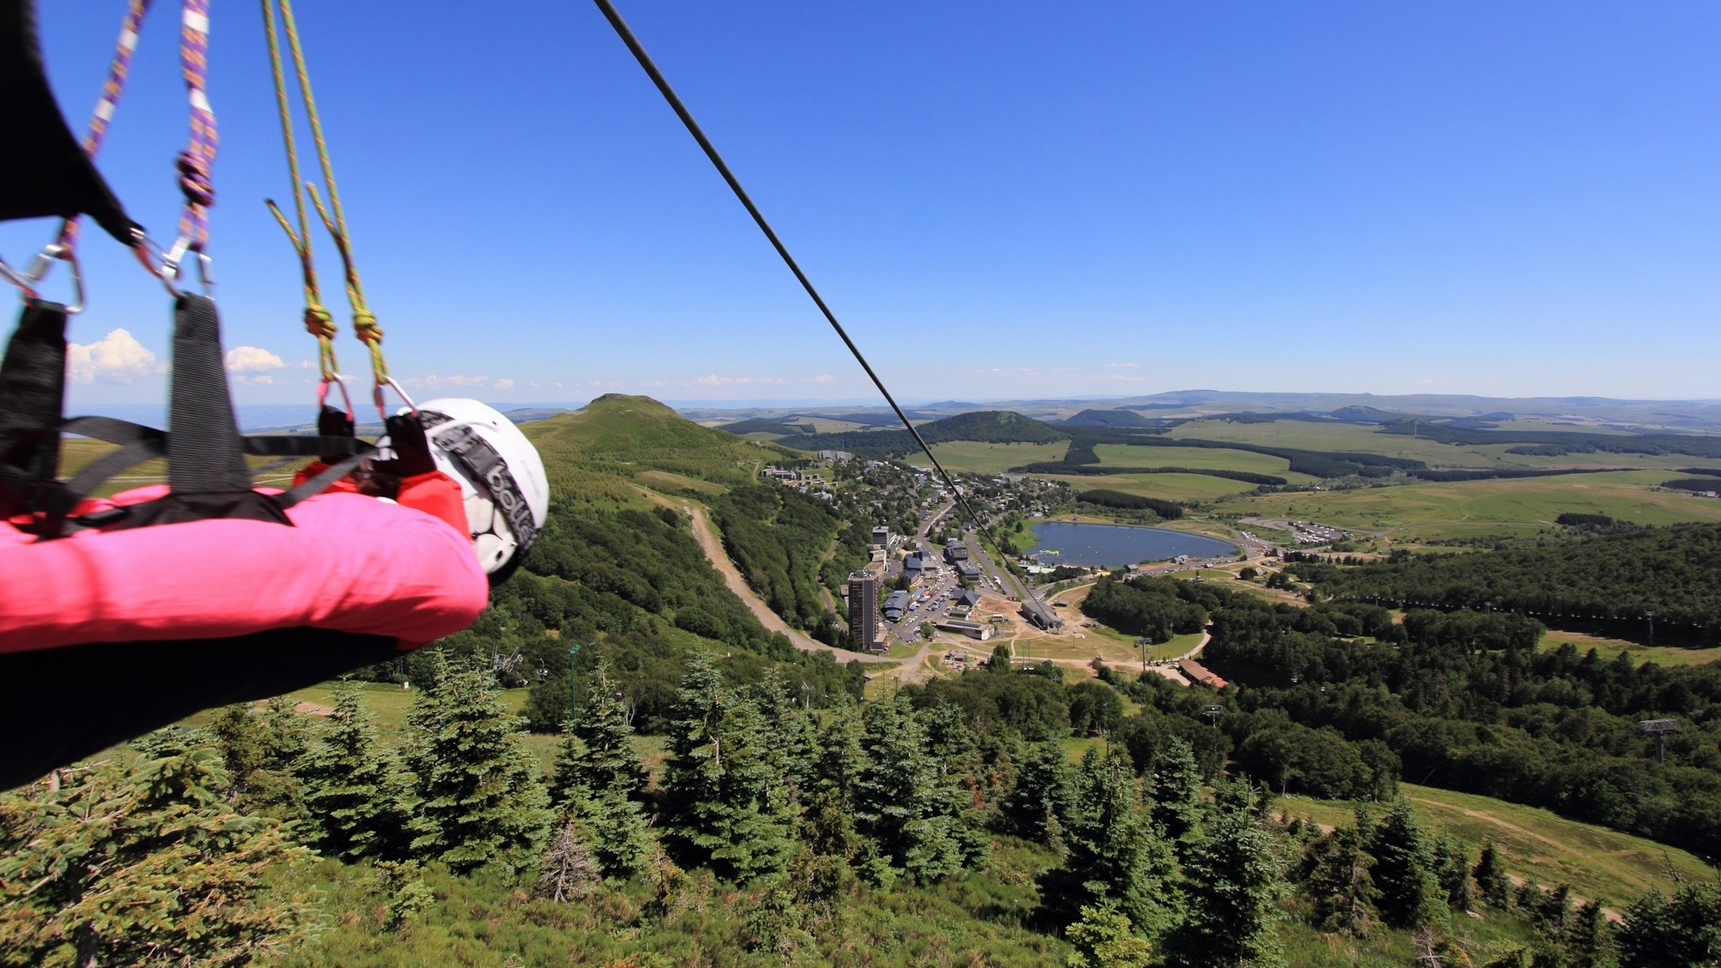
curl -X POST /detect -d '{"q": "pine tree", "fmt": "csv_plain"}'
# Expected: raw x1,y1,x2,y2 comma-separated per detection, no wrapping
999,737,1073,848
660,650,796,881
1150,737,1206,858
1615,886,1720,968
403,655,551,873
1431,830,1473,913
210,696,312,832
920,701,992,870
1301,811,1379,936
853,696,965,884
1369,799,1449,930
1165,780,1286,968
755,667,817,800
549,661,653,877
1040,745,1179,943
1473,840,1511,910
1065,899,1155,968
298,679,416,862
0,729,317,967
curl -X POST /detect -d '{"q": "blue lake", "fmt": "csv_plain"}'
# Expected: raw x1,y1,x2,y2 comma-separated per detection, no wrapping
1027,522,1235,567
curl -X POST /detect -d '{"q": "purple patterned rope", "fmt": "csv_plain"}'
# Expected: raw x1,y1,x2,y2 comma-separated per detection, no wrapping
176,0,217,251
55,0,155,253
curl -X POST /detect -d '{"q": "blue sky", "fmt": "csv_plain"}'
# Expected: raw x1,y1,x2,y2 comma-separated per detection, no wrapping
7,1,1721,408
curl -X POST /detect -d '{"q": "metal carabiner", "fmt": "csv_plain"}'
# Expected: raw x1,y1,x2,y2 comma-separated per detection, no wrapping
160,235,214,297
317,372,356,421
10,245,86,313
373,376,417,422
0,254,37,301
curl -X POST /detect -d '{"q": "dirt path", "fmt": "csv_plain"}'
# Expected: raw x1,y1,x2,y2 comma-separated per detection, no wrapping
675,500,893,664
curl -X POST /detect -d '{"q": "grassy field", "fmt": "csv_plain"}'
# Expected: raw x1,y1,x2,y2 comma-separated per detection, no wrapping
1541,629,1721,667
635,469,728,495
1043,471,1263,503
916,440,1070,474
1217,470,1721,540
1273,783,1716,906
1169,417,1721,474
1090,443,1295,474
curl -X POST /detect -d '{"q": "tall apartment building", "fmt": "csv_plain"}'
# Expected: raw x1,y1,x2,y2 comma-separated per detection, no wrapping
847,567,882,652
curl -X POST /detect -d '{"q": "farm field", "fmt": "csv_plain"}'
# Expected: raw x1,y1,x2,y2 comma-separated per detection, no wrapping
1169,418,1508,466
1089,444,1321,487
1541,629,1721,667
1216,470,1721,540
1274,782,1717,907
1042,470,1261,502
916,440,1070,474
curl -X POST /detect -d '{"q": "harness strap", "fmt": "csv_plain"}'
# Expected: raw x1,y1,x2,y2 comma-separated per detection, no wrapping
53,0,155,256
175,0,216,254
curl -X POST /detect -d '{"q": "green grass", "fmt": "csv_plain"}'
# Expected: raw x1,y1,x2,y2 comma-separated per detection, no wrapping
913,440,1070,474
1219,470,1721,539
1042,471,1263,503
636,469,729,495
1090,443,1306,477
1540,629,1721,667
1273,783,1716,906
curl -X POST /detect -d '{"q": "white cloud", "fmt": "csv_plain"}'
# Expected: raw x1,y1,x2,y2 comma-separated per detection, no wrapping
67,328,156,384
805,373,836,384
494,378,515,389
224,346,287,384
225,346,285,373
1105,362,1140,369
402,374,490,388
692,373,786,386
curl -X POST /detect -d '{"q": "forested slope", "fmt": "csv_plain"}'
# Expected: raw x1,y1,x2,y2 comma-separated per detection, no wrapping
1293,523,1721,639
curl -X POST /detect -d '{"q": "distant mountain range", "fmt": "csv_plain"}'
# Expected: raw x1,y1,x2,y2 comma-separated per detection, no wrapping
686,390,1721,436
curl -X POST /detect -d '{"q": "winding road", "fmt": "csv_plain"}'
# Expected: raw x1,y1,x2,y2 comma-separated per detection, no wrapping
679,502,895,664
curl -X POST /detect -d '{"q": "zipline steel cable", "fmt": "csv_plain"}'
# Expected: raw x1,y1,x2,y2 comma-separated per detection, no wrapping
590,0,993,537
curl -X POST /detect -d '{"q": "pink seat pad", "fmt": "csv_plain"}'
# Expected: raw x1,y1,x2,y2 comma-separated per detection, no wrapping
0,486,489,654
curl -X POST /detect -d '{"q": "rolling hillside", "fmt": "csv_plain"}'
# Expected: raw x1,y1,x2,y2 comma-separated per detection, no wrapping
781,409,1069,457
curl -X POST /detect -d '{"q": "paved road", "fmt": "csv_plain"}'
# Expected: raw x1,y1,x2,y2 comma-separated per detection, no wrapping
680,503,894,664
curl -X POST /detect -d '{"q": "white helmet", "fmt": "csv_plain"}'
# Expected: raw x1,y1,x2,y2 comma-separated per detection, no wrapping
412,398,549,582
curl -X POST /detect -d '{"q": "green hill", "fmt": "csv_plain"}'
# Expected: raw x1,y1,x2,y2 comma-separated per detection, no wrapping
1063,407,1159,428
784,409,1068,457
525,394,793,495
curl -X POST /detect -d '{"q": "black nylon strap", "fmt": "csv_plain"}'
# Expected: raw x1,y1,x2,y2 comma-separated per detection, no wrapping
0,0,139,243
0,300,68,516
276,449,370,510
60,415,166,445
167,295,253,494
241,435,370,458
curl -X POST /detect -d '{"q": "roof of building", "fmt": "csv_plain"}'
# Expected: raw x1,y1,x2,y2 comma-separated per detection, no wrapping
884,590,910,608
1177,659,1228,688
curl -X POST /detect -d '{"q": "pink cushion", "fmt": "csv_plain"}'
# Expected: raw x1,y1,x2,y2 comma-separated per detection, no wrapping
0,486,488,654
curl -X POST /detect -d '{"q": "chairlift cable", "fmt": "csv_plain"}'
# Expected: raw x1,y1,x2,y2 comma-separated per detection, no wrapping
589,0,988,532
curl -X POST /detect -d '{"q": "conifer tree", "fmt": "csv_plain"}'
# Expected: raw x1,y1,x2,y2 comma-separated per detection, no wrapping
1150,737,1206,857
999,737,1073,847
1369,799,1449,930
920,701,992,869
0,729,317,967
211,696,312,831
661,650,796,881
1065,899,1155,968
755,667,817,800
802,707,867,861
298,680,416,862
1431,830,1473,912
549,661,653,877
1616,885,1721,968
1301,810,1379,936
1473,840,1511,910
1040,745,1179,943
1165,780,1286,968
403,656,551,873
853,696,964,883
